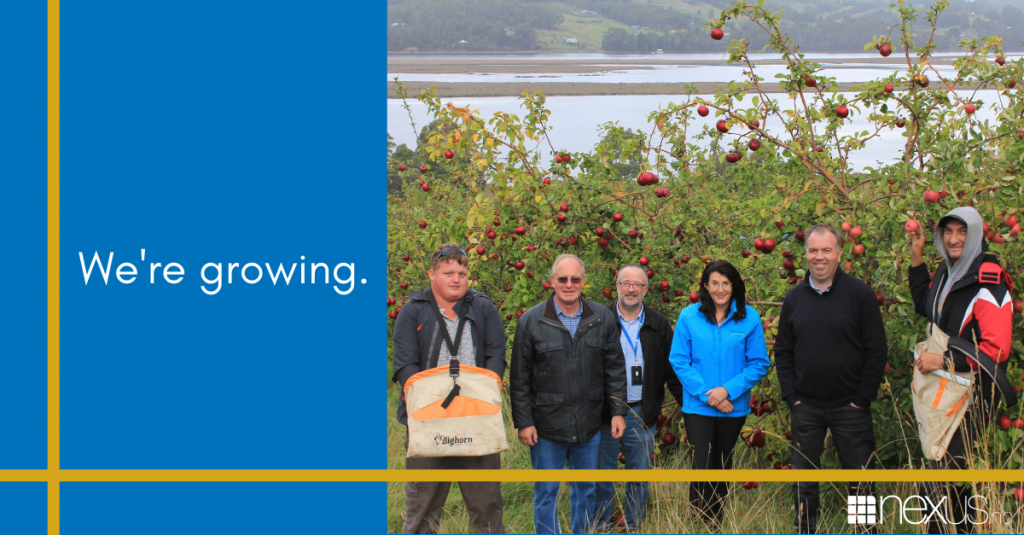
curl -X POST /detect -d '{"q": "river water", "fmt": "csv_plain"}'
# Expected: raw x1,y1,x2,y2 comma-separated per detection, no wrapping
387,55,1013,171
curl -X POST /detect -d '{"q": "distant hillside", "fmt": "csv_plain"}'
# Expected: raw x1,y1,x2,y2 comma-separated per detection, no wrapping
387,0,1024,53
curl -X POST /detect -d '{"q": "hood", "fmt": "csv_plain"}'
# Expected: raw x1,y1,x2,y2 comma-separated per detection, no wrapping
933,206,984,319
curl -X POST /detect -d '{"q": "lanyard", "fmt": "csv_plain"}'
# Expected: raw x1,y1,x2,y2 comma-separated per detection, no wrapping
618,309,644,364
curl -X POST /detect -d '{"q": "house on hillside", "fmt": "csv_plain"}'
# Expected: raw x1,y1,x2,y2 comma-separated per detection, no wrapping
564,37,578,44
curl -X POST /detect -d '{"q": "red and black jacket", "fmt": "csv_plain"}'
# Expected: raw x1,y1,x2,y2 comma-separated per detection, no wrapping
909,254,1017,407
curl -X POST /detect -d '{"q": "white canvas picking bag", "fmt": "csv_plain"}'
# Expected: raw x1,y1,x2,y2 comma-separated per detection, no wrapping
404,360,509,458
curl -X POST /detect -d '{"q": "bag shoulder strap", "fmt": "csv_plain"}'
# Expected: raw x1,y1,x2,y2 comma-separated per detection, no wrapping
427,292,470,359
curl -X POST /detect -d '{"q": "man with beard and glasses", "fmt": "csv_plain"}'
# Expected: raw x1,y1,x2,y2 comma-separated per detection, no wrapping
594,263,684,531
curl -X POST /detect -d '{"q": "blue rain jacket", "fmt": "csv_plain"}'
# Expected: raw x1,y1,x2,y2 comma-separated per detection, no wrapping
669,299,770,417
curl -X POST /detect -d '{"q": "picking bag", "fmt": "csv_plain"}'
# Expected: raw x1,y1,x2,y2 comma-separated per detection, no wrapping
911,324,974,461
404,360,509,458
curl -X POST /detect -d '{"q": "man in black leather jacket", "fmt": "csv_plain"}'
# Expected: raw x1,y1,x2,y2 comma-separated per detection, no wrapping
510,253,627,535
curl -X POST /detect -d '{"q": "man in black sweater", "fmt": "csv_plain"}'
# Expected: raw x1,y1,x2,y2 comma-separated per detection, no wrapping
775,223,888,534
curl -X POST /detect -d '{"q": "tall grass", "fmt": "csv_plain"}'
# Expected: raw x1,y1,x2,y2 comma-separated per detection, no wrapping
386,384,1023,534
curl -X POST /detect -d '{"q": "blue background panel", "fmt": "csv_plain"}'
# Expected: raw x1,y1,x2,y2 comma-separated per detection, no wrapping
0,484,46,535
61,1,385,468
0,0,47,470
62,483,380,534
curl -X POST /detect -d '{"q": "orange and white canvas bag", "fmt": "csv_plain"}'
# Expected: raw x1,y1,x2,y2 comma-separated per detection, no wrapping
911,323,974,461
404,360,509,458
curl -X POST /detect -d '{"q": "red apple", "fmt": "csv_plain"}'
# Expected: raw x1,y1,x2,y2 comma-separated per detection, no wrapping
795,231,805,242
896,118,906,128
996,56,1006,66
754,238,764,251
639,257,649,266
659,280,670,291
748,119,760,129
716,120,729,133
612,213,624,222
515,226,527,236
876,293,884,305
726,152,740,163
542,177,550,185
444,149,455,159
836,105,849,118
689,292,699,303
917,76,930,88
880,43,892,57
556,214,566,223
697,105,710,117
1014,488,1024,502
563,154,571,162
965,103,976,114
399,282,409,290
905,220,920,233
559,203,569,212
662,432,676,446
526,244,536,252
418,221,428,229
419,165,428,173
603,289,613,299
422,183,430,192
853,244,866,256
397,164,406,171
884,83,894,94
741,249,751,258
924,190,940,203
805,76,816,87
763,238,776,253
711,28,724,40
1015,418,1024,429
748,139,761,151
476,246,486,255
783,259,795,271
1000,415,1012,430
850,226,862,238
555,154,563,163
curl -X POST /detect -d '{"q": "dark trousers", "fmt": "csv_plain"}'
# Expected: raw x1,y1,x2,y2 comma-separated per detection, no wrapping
403,433,505,534
790,402,876,534
918,377,998,534
683,412,747,529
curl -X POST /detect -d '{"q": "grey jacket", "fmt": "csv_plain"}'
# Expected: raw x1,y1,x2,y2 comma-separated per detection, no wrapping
391,288,507,425
510,294,627,443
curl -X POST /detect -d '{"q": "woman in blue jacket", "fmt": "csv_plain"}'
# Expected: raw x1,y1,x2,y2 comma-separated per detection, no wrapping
669,260,770,529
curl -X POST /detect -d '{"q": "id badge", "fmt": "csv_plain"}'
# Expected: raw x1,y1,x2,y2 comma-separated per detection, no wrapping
631,366,643,386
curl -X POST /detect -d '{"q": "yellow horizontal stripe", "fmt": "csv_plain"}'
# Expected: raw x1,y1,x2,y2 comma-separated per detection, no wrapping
2,469,1022,483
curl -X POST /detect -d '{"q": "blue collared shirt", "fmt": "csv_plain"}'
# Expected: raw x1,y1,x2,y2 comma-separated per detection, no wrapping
617,303,644,403
554,298,583,338
808,276,834,295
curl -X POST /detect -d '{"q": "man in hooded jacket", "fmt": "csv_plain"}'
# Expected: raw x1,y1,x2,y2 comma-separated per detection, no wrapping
908,206,1018,533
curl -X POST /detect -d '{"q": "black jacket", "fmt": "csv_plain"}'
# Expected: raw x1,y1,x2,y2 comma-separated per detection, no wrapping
391,288,507,425
602,300,684,429
909,254,1017,407
510,295,627,443
774,267,888,409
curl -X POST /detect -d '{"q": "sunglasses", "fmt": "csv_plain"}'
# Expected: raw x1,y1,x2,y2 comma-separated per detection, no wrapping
435,246,467,259
555,276,583,286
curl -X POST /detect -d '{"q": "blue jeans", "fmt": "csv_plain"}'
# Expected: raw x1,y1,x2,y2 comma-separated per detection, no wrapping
530,431,602,534
595,407,655,529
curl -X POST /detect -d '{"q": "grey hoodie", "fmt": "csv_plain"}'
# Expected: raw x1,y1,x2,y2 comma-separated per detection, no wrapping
932,206,984,322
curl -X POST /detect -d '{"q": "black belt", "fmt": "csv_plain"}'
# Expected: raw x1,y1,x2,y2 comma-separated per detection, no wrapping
626,400,642,408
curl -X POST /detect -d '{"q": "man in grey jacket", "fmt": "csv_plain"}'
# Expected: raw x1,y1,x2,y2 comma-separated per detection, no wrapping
510,253,627,534
391,243,507,534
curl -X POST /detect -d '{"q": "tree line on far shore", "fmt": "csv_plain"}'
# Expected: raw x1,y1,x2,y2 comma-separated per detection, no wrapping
388,0,1024,53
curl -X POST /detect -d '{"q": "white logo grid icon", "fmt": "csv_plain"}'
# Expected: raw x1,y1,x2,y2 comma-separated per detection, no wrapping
847,495,876,524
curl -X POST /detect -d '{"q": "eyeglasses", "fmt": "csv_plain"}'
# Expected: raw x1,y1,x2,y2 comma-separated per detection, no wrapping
617,281,645,290
555,276,583,286
434,246,467,260
706,281,732,290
